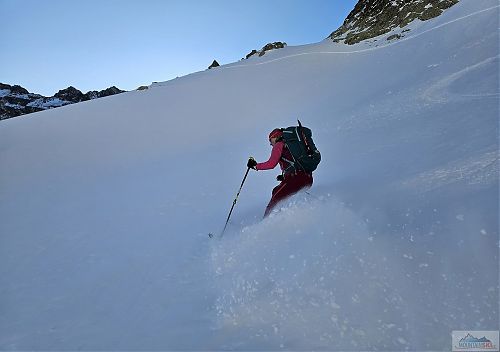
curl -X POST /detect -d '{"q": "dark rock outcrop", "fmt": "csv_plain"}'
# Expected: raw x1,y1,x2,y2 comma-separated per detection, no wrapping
245,41,287,59
54,86,87,103
329,0,459,45
208,60,220,69
245,50,258,60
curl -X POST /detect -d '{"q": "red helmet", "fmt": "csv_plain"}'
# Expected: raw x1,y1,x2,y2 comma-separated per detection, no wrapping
268,128,283,140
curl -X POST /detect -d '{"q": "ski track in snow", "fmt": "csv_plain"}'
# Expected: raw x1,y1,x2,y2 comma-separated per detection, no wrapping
401,150,499,192
422,55,500,103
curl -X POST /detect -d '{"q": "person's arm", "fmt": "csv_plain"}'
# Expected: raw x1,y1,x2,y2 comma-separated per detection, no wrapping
256,141,284,170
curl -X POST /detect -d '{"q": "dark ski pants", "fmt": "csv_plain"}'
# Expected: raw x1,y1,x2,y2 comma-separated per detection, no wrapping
264,171,313,217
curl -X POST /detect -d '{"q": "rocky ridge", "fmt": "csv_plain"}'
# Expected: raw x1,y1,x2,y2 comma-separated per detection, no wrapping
0,83,125,120
329,0,459,45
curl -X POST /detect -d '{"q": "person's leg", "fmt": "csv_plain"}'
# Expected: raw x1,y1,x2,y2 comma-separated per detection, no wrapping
263,173,313,217
264,181,288,217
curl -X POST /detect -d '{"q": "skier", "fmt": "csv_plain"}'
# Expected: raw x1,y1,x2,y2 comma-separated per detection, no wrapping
247,128,313,217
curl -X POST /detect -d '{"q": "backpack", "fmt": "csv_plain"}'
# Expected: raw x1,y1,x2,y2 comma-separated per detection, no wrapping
280,120,321,173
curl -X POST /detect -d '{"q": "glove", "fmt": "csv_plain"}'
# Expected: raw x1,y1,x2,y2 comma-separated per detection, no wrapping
247,157,257,170
276,174,284,182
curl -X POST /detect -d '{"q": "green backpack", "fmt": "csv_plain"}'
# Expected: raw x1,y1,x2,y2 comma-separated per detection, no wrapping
280,120,321,173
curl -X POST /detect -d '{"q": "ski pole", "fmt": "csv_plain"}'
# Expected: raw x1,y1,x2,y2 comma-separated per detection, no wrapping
209,166,251,238
222,166,250,235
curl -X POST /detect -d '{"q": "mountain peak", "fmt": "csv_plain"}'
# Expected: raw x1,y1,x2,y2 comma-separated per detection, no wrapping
54,86,86,103
0,83,125,120
329,0,459,45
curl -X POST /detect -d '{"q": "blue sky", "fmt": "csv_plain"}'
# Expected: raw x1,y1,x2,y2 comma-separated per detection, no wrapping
1,0,357,96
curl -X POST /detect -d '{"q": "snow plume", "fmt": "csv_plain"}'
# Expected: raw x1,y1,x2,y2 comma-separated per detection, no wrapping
209,191,498,350
210,194,401,349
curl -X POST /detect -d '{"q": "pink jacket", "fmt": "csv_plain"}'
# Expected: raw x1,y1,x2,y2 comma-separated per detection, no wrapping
256,141,287,171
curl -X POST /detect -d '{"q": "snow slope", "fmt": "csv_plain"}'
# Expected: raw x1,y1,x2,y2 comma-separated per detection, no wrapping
0,0,498,350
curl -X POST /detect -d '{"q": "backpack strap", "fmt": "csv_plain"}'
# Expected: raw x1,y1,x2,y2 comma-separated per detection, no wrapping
281,156,296,174
281,140,306,174
298,119,313,155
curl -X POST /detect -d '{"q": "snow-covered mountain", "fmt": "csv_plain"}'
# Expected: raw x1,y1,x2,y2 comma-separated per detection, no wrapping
0,0,498,350
0,83,124,120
